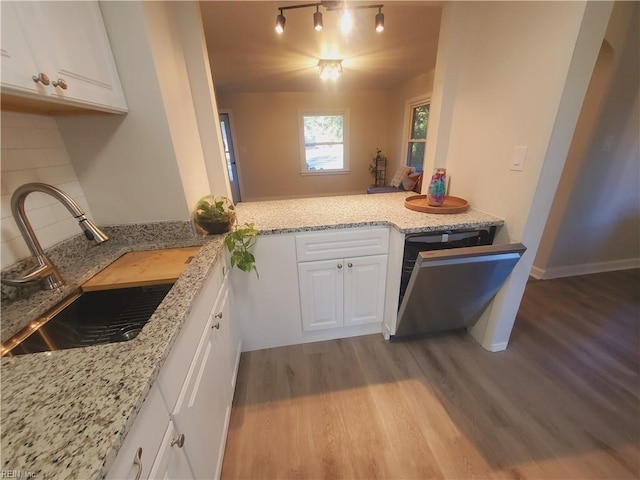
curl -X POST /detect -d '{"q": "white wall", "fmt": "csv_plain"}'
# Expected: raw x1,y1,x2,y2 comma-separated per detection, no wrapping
141,1,219,211
1,111,93,269
55,1,229,226
533,2,640,279
216,91,390,200
427,1,613,351
55,2,189,226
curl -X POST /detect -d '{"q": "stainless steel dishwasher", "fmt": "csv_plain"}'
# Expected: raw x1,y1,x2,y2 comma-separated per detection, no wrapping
394,228,526,337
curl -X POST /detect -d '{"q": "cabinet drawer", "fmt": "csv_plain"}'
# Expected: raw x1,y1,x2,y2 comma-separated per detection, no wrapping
296,227,389,262
107,385,168,480
157,256,225,412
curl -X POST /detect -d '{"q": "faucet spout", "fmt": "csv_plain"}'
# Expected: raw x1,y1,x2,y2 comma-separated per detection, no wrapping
1,183,109,290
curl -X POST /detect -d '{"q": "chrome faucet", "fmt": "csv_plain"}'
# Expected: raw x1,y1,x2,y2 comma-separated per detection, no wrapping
1,183,109,290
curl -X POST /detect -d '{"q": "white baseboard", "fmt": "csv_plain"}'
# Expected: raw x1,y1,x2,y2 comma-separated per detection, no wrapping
531,257,640,280
529,265,546,279
489,341,509,352
302,323,382,345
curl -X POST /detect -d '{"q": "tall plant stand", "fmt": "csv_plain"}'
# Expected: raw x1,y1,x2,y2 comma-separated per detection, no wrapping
373,152,386,187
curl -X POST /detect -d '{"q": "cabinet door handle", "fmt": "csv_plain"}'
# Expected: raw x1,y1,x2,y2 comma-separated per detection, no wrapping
171,433,185,448
214,312,223,319
337,263,343,269
52,78,68,90
212,322,220,330
348,262,353,268
32,73,50,85
133,447,143,480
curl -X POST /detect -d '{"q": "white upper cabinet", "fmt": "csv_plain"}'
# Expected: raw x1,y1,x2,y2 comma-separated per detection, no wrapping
1,3,42,94
1,1,127,113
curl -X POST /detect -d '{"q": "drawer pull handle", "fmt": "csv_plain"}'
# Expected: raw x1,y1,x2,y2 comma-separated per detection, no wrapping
337,263,343,269
171,433,185,448
32,73,50,85
133,447,143,480
52,78,68,90
212,322,220,330
214,312,223,319
348,262,353,268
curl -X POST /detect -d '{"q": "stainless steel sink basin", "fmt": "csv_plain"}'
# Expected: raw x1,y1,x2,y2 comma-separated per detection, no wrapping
1,284,173,357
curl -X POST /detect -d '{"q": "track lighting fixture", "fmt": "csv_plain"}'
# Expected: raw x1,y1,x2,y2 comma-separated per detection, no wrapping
275,9,286,34
274,2,384,35
375,7,384,32
313,6,323,31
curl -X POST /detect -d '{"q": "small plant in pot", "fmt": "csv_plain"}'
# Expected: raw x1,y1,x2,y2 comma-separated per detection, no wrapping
193,195,236,234
193,195,259,277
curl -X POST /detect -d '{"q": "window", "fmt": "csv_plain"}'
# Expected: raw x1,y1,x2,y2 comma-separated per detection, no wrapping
299,111,349,174
406,101,430,171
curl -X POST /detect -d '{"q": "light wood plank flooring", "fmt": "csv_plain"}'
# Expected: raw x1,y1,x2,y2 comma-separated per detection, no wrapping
222,269,639,479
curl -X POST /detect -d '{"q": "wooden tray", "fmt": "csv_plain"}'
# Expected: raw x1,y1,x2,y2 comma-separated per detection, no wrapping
404,195,470,214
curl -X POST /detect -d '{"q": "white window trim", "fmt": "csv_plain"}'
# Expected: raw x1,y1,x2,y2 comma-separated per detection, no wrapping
298,109,350,175
402,95,431,171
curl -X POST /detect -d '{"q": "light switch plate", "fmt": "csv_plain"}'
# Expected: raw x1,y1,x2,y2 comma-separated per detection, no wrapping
510,146,527,171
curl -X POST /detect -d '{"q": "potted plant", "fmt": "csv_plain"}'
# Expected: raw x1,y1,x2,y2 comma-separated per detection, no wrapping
193,195,259,276
193,195,236,234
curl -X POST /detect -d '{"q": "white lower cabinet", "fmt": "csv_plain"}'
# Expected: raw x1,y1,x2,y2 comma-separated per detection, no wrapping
172,282,233,479
108,257,241,480
295,224,389,335
148,421,194,480
107,385,171,480
343,254,388,327
298,254,388,332
298,259,343,331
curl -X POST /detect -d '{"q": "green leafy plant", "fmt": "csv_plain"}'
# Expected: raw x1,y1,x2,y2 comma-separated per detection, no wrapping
224,223,259,277
193,195,236,234
195,195,234,221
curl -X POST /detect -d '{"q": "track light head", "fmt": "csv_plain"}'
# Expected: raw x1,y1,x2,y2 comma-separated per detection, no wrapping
314,8,323,31
375,8,384,32
275,10,286,34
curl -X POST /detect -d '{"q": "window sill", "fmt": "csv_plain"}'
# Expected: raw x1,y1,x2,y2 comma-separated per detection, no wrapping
300,170,351,176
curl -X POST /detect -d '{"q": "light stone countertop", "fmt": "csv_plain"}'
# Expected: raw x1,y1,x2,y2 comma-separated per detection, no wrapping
1,222,223,480
234,191,503,235
0,192,504,479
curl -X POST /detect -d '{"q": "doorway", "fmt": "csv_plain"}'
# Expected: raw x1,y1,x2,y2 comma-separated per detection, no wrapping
219,111,241,203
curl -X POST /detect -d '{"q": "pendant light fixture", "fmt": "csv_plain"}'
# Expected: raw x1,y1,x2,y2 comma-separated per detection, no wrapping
318,59,343,80
274,2,384,35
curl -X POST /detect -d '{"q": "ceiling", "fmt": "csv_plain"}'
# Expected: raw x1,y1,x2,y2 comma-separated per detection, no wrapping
200,1,442,93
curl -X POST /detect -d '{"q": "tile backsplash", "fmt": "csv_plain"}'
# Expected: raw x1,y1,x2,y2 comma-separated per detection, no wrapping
1,111,93,269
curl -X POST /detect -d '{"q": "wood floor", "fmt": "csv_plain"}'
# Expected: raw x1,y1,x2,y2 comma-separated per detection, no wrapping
221,269,640,479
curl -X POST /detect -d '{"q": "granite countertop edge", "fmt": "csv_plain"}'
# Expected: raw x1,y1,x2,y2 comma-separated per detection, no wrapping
1,224,226,480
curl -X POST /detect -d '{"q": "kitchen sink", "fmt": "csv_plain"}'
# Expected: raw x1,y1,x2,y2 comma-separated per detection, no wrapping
1,283,173,357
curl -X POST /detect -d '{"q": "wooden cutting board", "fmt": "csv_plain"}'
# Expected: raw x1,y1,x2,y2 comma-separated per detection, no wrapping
82,247,200,291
